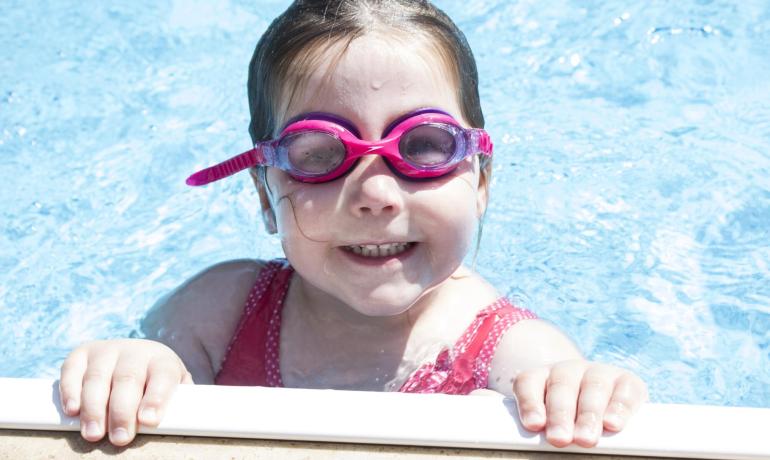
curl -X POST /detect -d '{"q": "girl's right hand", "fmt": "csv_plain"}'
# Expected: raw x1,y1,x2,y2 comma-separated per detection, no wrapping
59,339,193,446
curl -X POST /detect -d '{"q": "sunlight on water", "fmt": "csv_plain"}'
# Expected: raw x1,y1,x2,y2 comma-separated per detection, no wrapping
1,0,768,407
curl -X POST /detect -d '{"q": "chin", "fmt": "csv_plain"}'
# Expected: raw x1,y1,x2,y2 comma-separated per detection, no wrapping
346,289,423,317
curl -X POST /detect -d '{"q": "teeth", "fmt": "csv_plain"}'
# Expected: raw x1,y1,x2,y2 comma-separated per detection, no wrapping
346,242,412,257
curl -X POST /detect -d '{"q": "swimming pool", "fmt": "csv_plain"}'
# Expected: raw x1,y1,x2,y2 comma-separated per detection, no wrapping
1,0,768,410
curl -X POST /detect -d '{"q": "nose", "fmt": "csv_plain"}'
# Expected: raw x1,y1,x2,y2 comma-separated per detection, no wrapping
346,155,405,218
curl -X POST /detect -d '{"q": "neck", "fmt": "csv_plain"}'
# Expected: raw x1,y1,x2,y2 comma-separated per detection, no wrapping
292,275,442,343
278,264,497,390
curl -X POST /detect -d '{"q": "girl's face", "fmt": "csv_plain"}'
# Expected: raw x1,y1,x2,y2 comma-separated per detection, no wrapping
258,33,489,316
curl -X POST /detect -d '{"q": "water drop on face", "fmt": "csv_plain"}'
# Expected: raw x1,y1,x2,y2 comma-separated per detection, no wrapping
370,80,383,90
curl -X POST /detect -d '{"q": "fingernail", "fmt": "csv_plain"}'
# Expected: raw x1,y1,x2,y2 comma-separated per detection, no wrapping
522,411,545,427
64,399,77,414
605,413,623,429
84,421,101,438
574,423,598,441
111,427,130,444
140,407,157,424
547,425,570,442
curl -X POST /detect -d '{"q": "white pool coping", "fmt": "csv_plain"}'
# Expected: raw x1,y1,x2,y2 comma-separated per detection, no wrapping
0,378,767,459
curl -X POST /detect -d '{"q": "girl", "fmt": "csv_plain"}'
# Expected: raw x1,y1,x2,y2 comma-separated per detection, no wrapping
60,0,647,449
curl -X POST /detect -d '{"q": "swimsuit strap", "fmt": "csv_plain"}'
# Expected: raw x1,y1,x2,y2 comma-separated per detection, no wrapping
264,260,293,386
215,258,293,386
470,298,538,388
442,298,538,393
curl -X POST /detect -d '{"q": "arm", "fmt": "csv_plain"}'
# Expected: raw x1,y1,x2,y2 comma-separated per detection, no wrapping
59,259,264,446
487,319,648,448
487,319,583,394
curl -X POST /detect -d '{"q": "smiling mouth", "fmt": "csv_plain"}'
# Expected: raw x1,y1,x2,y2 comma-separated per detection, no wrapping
342,242,416,258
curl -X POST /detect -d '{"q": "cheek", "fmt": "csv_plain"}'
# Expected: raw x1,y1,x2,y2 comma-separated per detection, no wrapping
416,176,480,258
437,202,477,249
267,174,344,242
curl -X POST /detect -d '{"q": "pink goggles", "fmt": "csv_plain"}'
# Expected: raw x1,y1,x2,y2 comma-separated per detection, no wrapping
186,108,493,186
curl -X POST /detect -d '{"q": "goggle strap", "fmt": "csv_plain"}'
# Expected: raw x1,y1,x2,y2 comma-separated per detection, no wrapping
186,148,264,186
468,129,494,157
480,131,493,156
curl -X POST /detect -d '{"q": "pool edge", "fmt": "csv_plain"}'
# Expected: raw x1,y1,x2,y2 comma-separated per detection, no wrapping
1,378,767,459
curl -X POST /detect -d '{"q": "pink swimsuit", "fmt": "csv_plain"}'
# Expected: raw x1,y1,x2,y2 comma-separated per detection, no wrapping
215,259,537,394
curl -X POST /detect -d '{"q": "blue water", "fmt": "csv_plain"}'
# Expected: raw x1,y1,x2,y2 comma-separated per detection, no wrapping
1,0,768,408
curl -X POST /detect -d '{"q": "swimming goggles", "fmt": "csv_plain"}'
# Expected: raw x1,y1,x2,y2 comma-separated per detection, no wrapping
186,108,493,186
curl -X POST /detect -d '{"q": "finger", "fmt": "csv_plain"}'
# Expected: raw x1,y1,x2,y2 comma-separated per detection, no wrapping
137,356,188,427
106,355,148,446
573,366,615,448
59,348,88,416
603,372,648,432
512,367,549,432
79,349,119,442
544,361,584,447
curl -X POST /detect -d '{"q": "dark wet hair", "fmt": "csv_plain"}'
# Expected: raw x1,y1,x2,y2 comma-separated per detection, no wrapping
247,0,485,141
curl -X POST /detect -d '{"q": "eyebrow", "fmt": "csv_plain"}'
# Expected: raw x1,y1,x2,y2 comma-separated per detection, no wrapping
281,107,452,139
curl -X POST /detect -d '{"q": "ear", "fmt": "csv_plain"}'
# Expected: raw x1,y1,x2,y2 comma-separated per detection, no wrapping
250,168,278,234
476,161,490,219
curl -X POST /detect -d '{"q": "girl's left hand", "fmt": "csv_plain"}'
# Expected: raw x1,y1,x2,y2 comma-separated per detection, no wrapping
512,359,648,448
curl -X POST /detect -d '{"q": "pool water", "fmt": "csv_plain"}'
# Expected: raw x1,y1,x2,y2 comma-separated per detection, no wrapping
1,0,768,408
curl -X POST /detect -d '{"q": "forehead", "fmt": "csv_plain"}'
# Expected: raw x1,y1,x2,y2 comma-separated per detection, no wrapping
277,32,465,135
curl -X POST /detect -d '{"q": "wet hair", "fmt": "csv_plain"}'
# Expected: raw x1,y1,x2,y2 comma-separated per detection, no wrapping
248,0,485,139
248,0,491,264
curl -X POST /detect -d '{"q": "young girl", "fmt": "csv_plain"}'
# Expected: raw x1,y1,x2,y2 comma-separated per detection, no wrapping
60,0,647,449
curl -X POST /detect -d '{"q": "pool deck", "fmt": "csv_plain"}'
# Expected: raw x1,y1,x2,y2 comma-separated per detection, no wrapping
0,430,659,460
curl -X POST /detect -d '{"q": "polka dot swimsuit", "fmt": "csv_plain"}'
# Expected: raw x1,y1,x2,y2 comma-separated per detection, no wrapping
215,258,537,394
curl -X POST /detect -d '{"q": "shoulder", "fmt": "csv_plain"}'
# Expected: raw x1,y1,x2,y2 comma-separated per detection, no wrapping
409,266,499,355
141,258,273,381
144,258,267,325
